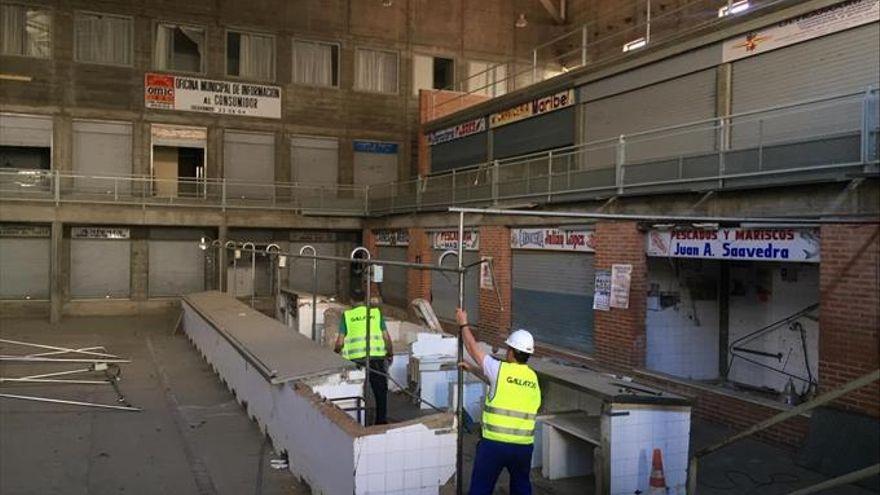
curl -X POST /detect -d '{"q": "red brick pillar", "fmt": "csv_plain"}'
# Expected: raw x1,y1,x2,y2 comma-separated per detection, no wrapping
593,221,647,370
819,224,880,417
407,228,432,303
478,226,512,347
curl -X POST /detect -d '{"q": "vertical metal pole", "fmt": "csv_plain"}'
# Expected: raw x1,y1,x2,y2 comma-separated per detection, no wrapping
455,211,465,495
581,25,588,66
532,49,538,83
221,178,227,212
491,160,500,205
364,184,370,215
616,135,626,194
350,247,372,425
646,0,652,43
299,245,319,342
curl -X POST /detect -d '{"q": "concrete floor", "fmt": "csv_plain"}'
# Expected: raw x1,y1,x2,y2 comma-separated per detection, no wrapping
1,313,874,495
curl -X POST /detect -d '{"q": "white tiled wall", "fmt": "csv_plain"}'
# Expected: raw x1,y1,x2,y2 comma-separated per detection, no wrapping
727,263,819,392
646,259,720,380
609,406,691,495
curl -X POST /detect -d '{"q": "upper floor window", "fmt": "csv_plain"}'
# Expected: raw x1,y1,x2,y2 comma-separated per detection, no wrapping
74,12,133,66
292,39,339,87
355,48,398,94
466,60,507,98
154,23,205,73
227,30,274,81
413,54,455,96
0,4,51,58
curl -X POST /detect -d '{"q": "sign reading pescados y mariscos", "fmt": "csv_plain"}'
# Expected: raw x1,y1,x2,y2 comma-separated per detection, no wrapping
489,89,575,128
646,228,820,263
145,73,282,119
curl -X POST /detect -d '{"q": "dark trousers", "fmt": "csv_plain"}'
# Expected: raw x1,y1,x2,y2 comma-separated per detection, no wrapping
469,438,533,495
361,358,387,425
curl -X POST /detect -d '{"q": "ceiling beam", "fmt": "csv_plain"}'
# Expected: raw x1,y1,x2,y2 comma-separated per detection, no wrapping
537,0,566,23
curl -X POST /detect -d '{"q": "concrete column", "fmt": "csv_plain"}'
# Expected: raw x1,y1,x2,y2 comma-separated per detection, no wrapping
716,63,733,150
49,221,63,324
819,224,880,418
593,221,647,370
218,223,228,292
477,225,511,347
130,229,149,301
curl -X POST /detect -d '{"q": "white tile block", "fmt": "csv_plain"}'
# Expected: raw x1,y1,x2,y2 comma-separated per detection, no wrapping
405,469,421,489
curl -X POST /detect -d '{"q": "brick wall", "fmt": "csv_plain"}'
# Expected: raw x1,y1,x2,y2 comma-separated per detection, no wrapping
593,221,647,370
819,224,880,417
406,228,432,303
477,226,512,347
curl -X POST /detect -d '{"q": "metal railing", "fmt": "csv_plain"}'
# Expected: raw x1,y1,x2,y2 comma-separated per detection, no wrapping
1,89,876,216
429,0,785,118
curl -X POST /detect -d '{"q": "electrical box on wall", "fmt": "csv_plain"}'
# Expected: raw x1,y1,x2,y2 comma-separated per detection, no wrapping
372,265,384,283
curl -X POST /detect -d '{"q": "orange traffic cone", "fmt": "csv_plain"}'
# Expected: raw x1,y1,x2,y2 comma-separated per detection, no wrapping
648,448,667,493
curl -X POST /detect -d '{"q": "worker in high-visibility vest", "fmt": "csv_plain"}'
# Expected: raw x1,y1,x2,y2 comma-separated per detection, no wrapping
456,307,541,495
334,299,394,425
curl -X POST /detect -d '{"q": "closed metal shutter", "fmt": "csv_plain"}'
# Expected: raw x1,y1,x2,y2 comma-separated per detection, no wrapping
731,24,879,149
148,228,206,297
432,250,480,323
73,120,132,194
0,114,52,147
224,131,275,198
288,241,337,296
290,136,338,184
512,251,595,353
354,146,398,186
378,246,408,307
70,239,131,298
583,69,717,165
493,107,576,159
431,133,488,173
0,237,50,299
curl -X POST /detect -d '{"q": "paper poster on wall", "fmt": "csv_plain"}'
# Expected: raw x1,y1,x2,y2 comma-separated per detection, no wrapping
722,0,879,62
375,229,410,247
432,230,480,250
480,256,494,290
610,264,632,309
144,73,282,119
593,269,611,311
646,228,821,263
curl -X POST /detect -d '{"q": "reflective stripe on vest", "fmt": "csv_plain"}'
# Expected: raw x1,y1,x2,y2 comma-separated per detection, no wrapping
482,362,541,445
341,306,386,361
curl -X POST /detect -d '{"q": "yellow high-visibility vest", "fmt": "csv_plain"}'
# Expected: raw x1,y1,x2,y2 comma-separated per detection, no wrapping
482,361,541,445
341,306,386,361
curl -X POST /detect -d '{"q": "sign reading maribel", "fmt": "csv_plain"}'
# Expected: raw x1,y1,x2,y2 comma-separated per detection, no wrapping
144,73,282,119
646,228,820,263
510,228,595,252
489,89,575,128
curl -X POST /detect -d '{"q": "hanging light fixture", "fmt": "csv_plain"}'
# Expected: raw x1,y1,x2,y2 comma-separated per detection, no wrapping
382,0,393,7
515,13,528,28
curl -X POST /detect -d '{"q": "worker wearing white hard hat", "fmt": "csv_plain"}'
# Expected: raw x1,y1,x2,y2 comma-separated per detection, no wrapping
456,308,541,495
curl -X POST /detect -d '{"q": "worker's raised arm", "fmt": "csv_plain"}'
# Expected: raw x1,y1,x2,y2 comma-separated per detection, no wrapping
456,308,486,365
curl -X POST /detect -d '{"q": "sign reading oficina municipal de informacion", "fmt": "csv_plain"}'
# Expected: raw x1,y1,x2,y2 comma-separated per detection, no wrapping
722,0,879,62
144,73,282,119
646,228,821,263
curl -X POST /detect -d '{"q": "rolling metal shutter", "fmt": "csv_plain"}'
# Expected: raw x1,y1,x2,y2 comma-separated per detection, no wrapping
290,136,338,184
0,114,52,148
148,228,206,297
731,24,880,149
583,69,717,165
224,131,275,198
70,239,131,299
288,241,337,296
512,251,595,353
353,145,398,186
493,107,576,159
378,246,408,307
73,121,132,177
432,250,480,323
430,133,488,173
0,237,50,299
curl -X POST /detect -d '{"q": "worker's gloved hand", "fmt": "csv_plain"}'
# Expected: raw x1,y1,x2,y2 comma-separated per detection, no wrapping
456,308,468,326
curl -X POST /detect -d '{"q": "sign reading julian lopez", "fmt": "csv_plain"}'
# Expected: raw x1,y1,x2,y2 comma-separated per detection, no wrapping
145,73,282,119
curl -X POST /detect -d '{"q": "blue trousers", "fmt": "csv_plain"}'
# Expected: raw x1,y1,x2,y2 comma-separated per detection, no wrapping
469,438,534,495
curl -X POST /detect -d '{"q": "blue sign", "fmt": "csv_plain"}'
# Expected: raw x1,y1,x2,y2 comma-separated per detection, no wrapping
353,141,398,154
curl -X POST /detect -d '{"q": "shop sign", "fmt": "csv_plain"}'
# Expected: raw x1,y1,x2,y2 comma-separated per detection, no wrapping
375,229,410,247
432,230,479,251
610,264,632,309
489,89,575,128
144,73,282,119
426,117,487,146
646,228,821,263
722,0,879,62
480,256,494,290
290,231,336,243
510,227,595,252
353,141,398,154
71,227,130,240
0,224,50,238
593,269,611,311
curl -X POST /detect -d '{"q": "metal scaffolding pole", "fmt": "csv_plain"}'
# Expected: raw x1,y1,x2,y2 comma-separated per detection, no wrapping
299,245,319,342
455,210,465,495
351,246,373,425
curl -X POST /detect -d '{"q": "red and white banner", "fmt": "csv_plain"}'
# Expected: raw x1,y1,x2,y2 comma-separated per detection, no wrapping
145,73,282,119
646,228,821,263
510,228,595,252
722,0,879,62
432,230,479,251
426,117,486,146
489,89,575,128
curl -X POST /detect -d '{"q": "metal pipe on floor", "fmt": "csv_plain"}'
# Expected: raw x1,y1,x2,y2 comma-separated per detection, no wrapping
0,393,141,411
0,357,131,364
0,378,110,385
785,464,880,495
457,210,466,495
0,339,119,359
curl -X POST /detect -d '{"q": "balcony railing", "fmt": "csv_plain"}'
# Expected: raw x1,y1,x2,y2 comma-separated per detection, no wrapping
2,88,876,217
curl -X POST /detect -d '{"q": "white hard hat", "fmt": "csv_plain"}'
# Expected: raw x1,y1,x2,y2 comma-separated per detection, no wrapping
505,329,535,354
